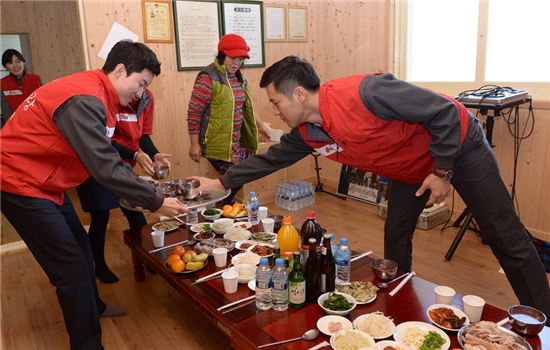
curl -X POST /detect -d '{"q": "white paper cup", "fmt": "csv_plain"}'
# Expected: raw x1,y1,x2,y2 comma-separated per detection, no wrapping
212,247,228,267
221,270,239,294
434,286,456,305
261,218,275,233
463,295,486,323
258,206,268,221
151,230,165,248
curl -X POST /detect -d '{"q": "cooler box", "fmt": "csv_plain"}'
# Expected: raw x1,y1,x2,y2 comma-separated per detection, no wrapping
377,202,450,230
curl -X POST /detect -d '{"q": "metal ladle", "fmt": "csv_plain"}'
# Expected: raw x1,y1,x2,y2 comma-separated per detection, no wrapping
376,272,410,289
258,329,319,348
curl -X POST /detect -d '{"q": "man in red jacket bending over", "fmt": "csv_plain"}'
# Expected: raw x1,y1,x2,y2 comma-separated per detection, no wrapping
1,41,186,349
193,56,550,323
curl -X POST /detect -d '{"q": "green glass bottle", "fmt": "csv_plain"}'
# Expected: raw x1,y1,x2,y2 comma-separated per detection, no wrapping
288,251,306,308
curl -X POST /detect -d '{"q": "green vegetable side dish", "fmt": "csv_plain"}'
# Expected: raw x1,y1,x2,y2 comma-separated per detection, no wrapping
322,292,353,311
203,208,218,215
419,331,445,350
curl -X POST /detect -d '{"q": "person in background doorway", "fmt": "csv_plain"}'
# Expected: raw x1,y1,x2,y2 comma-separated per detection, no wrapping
192,55,550,323
1,49,42,116
186,34,270,203
77,87,171,283
1,40,186,350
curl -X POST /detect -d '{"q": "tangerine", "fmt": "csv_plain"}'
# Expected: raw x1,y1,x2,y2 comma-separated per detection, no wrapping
223,205,233,216
171,245,185,256
165,254,181,267
171,259,185,272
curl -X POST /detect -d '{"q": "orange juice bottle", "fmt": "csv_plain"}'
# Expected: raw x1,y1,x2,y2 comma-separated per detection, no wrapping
277,216,300,254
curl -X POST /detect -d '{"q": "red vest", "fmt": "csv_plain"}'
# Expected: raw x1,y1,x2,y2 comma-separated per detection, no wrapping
0,72,41,112
0,69,120,204
299,74,469,184
111,89,155,166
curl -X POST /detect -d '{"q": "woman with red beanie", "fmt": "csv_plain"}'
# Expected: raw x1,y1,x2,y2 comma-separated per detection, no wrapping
186,34,270,203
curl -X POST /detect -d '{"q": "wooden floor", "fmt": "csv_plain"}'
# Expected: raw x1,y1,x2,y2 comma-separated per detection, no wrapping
2,192,548,349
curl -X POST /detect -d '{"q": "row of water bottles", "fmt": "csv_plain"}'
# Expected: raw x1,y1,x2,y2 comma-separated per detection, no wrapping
256,257,289,311
275,181,315,211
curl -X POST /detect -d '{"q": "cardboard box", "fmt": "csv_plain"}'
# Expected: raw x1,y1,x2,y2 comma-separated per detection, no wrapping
377,203,450,230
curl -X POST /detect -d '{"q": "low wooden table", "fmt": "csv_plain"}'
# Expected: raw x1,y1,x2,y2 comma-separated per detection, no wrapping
124,224,549,350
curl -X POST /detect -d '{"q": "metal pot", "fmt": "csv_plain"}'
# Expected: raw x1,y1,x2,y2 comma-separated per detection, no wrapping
507,305,546,335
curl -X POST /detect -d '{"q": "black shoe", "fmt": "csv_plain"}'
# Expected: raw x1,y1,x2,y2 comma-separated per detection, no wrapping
96,266,119,284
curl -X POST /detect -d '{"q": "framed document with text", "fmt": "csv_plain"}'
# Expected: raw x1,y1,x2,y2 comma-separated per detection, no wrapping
222,0,265,67
142,0,174,43
287,5,307,42
173,0,221,71
264,5,286,42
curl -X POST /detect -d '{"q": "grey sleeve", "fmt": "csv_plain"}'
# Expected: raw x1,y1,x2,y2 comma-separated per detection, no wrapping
1,91,13,128
360,74,462,169
54,95,163,211
220,128,314,189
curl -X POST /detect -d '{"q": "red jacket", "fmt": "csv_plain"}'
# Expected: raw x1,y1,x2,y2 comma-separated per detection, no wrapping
1,69,120,204
0,72,41,112
112,89,155,166
298,74,470,184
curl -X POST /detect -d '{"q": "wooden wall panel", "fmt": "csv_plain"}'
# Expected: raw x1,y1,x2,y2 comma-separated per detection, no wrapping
0,0,85,83
79,0,391,189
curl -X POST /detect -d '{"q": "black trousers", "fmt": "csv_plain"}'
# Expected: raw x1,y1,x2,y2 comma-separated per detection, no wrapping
384,117,550,321
2,192,105,350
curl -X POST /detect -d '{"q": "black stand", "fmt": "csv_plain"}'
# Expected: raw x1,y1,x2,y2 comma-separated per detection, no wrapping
444,97,531,260
311,152,346,199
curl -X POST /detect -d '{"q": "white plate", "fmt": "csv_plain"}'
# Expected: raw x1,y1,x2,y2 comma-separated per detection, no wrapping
223,229,252,242
233,221,252,229
393,321,450,350
317,315,353,336
353,312,395,339
190,222,212,233
375,340,407,350
248,244,274,258
235,240,257,251
330,329,376,350
426,304,470,332
152,219,181,232
248,278,256,291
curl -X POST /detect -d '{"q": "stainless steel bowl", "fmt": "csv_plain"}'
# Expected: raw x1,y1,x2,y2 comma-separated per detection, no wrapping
180,179,201,200
371,259,398,280
152,164,170,180
507,305,546,335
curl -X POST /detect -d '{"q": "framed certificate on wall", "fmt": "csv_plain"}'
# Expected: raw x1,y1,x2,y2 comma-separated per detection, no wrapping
222,0,265,67
173,0,221,70
287,5,307,42
264,4,286,42
142,0,174,43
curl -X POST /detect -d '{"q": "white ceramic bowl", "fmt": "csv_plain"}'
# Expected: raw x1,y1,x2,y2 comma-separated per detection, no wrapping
211,218,235,234
231,251,261,266
201,208,223,221
318,292,357,316
230,264,257,283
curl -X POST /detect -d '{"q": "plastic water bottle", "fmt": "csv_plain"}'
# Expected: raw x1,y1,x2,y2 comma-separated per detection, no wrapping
186,208,198,225
335,237,351,284
255,257,272,310
247,191,259,225
328,232,338,256
271,258,289,311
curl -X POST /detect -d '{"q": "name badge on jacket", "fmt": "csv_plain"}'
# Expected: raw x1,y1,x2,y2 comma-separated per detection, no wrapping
4,89,22,96
314,143,342,157
116,113,138,122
